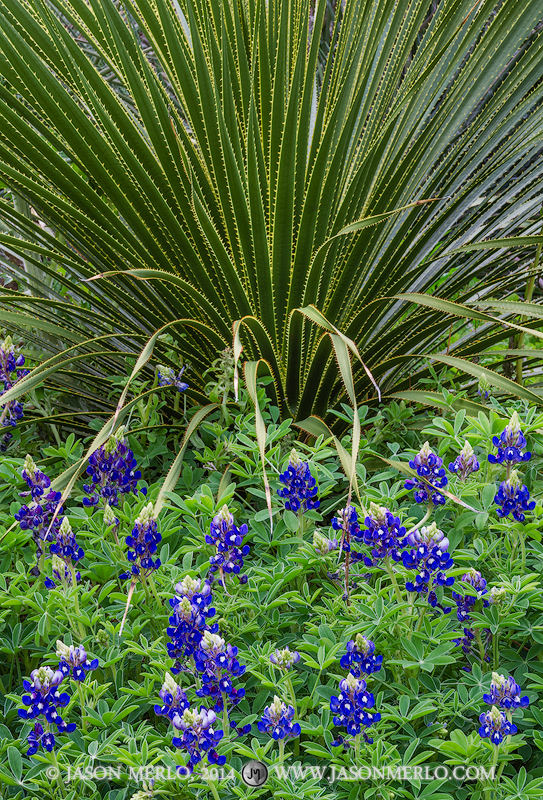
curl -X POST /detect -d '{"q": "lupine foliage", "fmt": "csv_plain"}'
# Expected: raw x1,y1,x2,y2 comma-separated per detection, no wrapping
1,381,543,799
0,0,543,432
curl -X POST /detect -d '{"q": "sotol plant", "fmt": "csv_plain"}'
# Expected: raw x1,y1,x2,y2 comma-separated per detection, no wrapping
0,0,543,432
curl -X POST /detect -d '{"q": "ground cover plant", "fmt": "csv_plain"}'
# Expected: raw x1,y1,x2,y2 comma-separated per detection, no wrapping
1,335,543,800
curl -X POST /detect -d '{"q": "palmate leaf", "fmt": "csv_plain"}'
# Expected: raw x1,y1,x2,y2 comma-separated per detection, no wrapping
0,0,542,434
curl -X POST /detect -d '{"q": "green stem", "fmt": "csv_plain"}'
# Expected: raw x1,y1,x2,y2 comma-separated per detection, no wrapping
206,780,221,800
475,629,487,671
221,692,229,739
518,527,526,570
354,733,361,762
49,746,65,798
484,745,500,800
405,506,432,536
493,631,499,672
285,675,297,714
68,565,86,639
77,681,88,732
407,593,416,640
384,556,403,604
278,738,285,764
415,607,427,633
516,206,543,385
148,573,161,603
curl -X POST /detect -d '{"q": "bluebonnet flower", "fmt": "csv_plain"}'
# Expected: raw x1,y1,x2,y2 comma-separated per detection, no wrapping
331,504,361,553
488,412,531,466
478,706,517,746
313,531,338,555
18,665,76,755
20,455,55,500
454,586,505,666
123,502,161,578
50,517,84,569
449,441,480,479
230,720,252,738
483,673,530,710
401,523,454,610
56,641,98,682
26,722,56,755
270,647,300,670
171,706,225,775
45,554,81,590
0,335,28,452
157,365,189,393
404,442,448,505
15,456,62,575
359,503,406,566
454,627,476,658
278,449,320,512
452,569,488,623
330,673,380,745
154,672,190,721
83,426,146,509
258,695,301,740
494,470,535,522
340,635,383,676
454,627,492,671
206,505,250,584
166,577,217,673
194,631,247,713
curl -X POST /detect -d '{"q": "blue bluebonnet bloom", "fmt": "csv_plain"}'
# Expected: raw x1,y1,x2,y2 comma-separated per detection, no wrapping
270,647,300,670
50,517,84,564
401,523,454,610
83,426,146,509
45,554,81,590
330,673,381,745
122,502,161,578
26,722,56,755
478,706,517,746
157,365,189,393
359,503,406,566
15,455,62,575
452,569,488,623
404,442,448,505
340,635,383,676
0,335,28,452
194,632,247,713
56,641,98,682
313,531,338,555
494,470,535,522
449,441,480,479
454,627,476,658
278,449,320,512
18,665,76,755
258,695,301,740
171,706,226,775
331,504,361,553
488,412,531,466
206,505,250,584
483,673,530,710
154,672,190,721
454,588,506,665
166,576,217,673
